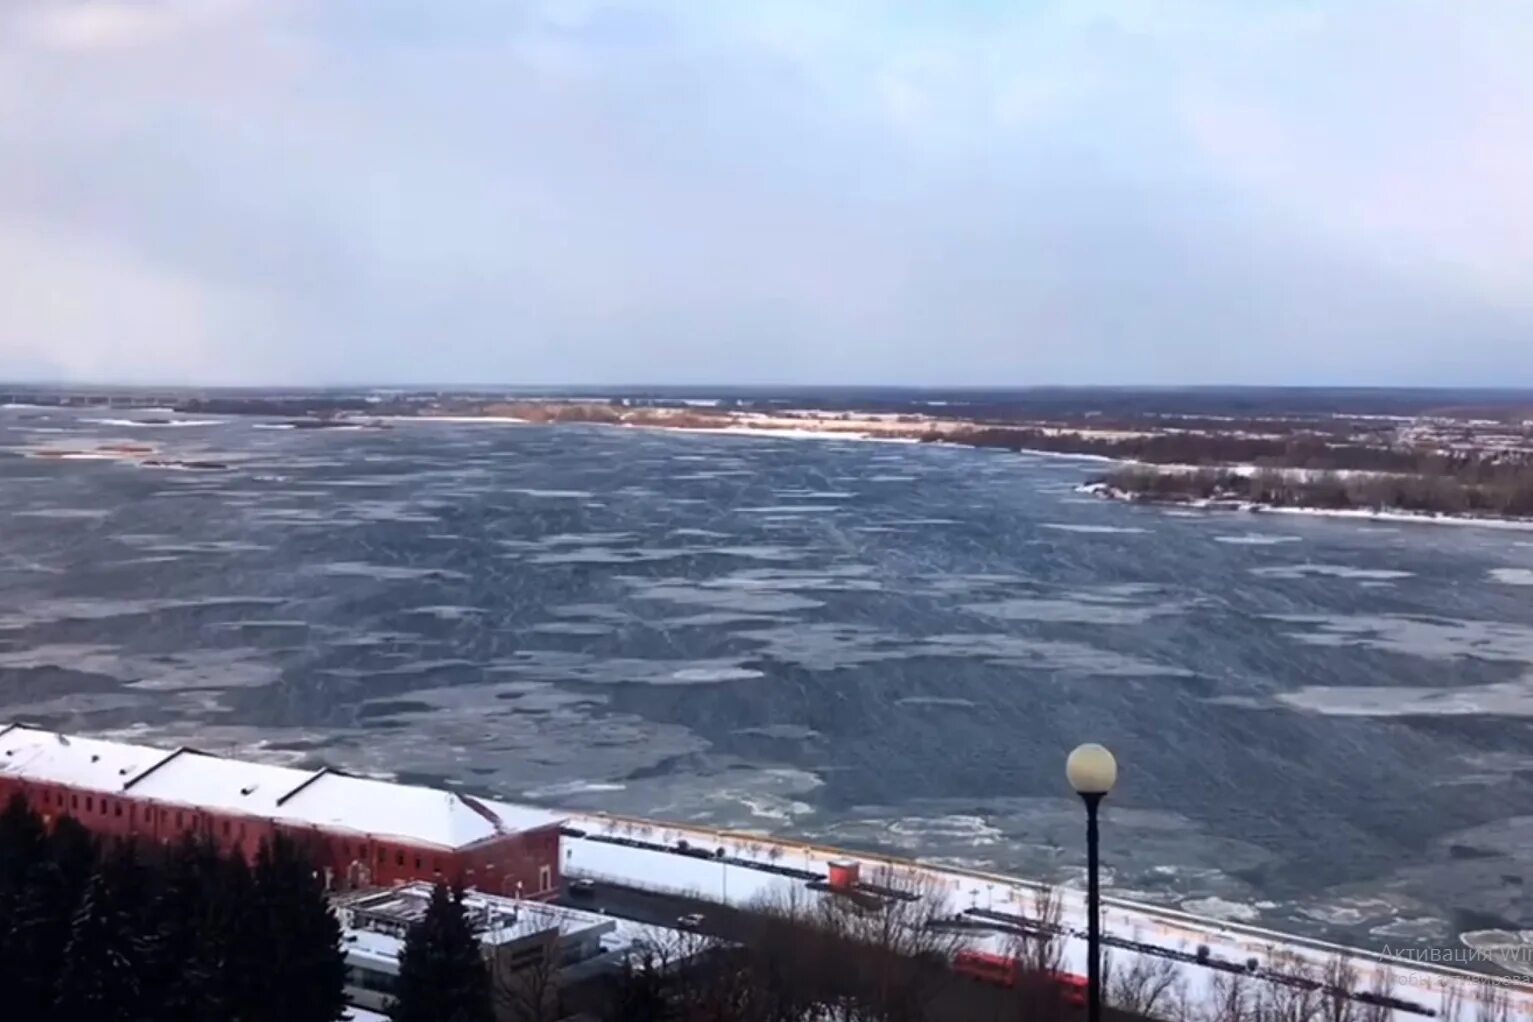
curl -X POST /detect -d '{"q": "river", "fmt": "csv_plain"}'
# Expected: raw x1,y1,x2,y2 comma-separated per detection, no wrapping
2,404,1531,955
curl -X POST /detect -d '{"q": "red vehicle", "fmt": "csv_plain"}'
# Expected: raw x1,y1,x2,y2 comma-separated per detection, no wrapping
953,950,1088,1007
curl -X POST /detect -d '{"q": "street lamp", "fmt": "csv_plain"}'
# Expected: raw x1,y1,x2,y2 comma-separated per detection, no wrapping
1067,743,1118,1022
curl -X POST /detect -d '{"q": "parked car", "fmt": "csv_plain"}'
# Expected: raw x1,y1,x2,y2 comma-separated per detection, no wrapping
676,913,705,929
569,878,597,896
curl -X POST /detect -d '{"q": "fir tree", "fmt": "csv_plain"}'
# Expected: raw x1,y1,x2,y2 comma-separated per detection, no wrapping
391,882,493,1022
0,793,46,900
48,814,101,896
220,848,267,1020
54,852,150,1022
146,835,231,1022
7,860,80,1022
245,834,348,1022
1,797,88,1022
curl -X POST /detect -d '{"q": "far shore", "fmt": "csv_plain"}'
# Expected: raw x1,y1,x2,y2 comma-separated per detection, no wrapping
1080,482,1533,531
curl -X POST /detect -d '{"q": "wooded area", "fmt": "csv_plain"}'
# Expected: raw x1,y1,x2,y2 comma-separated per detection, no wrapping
1098,465,1533,517
0,795,346,1022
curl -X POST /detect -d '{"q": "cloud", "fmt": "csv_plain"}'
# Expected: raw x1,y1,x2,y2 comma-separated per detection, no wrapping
0,0,1530,386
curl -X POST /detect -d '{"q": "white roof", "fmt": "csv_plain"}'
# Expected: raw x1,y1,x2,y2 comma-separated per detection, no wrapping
281,773,504,849
340,881,615,953
128,749,305,817
0,724,564,850
0,728,163,791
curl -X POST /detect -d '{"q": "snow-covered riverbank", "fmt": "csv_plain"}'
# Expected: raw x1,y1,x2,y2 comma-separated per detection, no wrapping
1080,483,1533,531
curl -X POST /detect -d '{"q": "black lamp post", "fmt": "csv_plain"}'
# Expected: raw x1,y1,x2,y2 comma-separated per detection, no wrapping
1067,743,1118,1022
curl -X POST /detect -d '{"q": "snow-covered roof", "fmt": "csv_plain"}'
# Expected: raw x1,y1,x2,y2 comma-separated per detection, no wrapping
344,1008,392,1022
281,773,508,849
339,881,616,952
342,926,406,971
128,749,304,816
0,724,564,850
0,727,163,791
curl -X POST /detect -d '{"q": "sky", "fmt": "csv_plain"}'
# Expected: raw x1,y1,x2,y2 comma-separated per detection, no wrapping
1,0,1531,388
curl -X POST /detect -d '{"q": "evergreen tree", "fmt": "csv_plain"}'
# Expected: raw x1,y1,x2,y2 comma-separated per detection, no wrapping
0,793,46,897
146,835,231,1022
7,860,80,1022
0,796,77,1022
48,814,101,896
392,882,493,1022
220,848,267,1020
54,851,150,1022
245,834,347,1022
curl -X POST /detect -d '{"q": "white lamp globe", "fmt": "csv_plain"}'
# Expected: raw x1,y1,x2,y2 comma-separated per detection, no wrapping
1066,743,1118,796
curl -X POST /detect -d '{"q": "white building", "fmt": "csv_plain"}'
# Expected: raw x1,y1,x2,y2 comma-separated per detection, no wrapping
334,883,620,1015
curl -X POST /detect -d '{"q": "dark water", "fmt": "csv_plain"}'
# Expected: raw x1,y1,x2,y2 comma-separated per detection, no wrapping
3,405,1533,952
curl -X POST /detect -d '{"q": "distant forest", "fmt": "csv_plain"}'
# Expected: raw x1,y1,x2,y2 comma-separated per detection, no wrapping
1095,465,1533,518
933,427,1533,476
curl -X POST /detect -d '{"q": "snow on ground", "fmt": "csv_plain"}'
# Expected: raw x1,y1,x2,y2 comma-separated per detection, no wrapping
1084,485,1533,532
560,811,1533,1022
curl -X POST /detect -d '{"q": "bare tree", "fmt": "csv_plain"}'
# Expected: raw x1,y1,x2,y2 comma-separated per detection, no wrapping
492,929,562,1022
1440,980,1466,1022
1478,983,1512,1022
1007,886,1065,977
746,866,971,1022
1109,951,1185,1018
1207,971,1252,1022
1355,969,1394,1022
1320,955,1359,1022
1256,954,1320,1022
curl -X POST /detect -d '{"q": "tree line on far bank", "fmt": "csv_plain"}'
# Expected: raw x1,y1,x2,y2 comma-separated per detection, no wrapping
937,425,1533,480
1097,464,1533,517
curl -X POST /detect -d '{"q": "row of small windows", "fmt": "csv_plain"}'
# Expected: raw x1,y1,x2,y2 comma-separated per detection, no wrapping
18,787,457,878
27,789,250,835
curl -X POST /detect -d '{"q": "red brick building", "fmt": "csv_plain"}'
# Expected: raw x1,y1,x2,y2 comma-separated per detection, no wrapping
0,724,565,897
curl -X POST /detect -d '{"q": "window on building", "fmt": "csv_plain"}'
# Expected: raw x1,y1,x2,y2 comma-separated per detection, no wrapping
223,820,231,837
414,856,422,871
71,795,78,810
396,852,404,867
432,858,442,874
176,811,183,827
377,848,385,864
85,797,93,812
114,803,122,818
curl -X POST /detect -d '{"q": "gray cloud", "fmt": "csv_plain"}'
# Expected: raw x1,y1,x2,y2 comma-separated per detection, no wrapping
1,0,1530,386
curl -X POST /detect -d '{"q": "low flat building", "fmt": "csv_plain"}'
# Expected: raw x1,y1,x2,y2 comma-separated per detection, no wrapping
334,882,619,1016
0,723,566,897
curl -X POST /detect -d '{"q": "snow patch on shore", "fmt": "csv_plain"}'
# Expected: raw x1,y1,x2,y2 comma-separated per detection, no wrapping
1084,484,1533,532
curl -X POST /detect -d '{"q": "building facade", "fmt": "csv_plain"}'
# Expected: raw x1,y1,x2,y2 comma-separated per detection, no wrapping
335,883,619,1017
0,723,565,897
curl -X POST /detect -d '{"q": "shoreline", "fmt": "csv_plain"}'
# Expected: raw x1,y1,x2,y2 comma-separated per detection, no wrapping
1081,483,1533,531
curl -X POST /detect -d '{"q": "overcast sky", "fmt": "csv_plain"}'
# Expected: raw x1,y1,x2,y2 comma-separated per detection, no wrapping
2,1,1530,388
